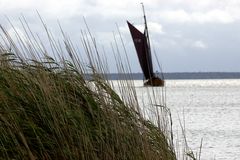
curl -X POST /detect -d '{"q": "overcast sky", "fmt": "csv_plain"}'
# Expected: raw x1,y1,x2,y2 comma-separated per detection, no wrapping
1,0,240,72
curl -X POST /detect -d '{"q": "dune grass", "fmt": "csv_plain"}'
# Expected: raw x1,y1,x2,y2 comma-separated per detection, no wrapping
0,19,177,160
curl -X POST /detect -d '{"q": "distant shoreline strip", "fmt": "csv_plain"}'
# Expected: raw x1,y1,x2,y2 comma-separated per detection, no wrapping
84,72,240,80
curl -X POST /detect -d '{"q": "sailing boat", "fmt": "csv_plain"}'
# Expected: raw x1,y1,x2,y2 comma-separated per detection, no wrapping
127,4,164,87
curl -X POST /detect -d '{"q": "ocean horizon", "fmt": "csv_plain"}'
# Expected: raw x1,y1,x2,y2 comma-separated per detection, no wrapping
85,72,240,80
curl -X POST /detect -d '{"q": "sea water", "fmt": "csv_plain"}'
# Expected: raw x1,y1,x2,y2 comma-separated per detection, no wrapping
114,79,240,160
165,79,240,160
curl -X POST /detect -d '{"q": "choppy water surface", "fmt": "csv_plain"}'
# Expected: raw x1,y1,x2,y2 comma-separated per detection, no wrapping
138,79,240,160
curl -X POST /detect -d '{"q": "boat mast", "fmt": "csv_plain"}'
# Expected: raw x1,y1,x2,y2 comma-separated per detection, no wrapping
141,3,154,77
141,3,150,45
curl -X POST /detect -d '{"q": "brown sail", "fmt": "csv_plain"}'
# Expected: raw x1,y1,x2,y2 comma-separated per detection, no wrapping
127,4,164,87
127,21,154,80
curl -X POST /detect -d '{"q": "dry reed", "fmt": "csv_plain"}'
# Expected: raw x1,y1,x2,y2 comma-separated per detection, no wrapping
0,17,179,160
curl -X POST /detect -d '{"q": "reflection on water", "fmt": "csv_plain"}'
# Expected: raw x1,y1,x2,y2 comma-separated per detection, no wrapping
165,79,240,160
113,79,240,159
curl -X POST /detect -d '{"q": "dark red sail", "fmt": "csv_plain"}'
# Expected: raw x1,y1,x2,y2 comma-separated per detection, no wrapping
127,21,154,80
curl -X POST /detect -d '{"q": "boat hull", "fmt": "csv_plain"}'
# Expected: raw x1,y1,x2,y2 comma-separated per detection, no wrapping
144,77,164,87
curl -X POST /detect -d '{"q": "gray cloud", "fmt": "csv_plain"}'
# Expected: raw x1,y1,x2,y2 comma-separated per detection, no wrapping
1,0,240,72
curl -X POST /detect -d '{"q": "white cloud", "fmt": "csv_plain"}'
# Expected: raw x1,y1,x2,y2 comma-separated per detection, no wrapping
41,0,84,18
119,22,164,35
1,0,240,72
193,10,234,23
159,10,190,23
1,0,240,23
0,0,38,10
148,22,164,34
192,40,207,49
159,9,234,24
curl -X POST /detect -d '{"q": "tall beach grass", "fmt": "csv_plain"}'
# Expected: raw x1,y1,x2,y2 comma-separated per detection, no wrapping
0,17,195,159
